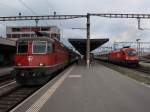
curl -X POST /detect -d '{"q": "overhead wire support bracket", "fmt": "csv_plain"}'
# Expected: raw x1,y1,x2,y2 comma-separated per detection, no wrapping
0,15,87,21
137,18,143,30
35,19,39,27
90,13,150,19
91,13,150,30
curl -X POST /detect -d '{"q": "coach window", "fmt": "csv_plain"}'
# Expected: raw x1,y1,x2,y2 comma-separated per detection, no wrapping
47,42,53,53
41,27,50,31
33,41,46,53
17,42,28,53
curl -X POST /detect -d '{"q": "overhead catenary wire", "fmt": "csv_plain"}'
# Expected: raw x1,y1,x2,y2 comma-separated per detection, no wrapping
44,0,55,26
0,2,20,13
17,0,40,26
18,0,38,15
45,0,55,12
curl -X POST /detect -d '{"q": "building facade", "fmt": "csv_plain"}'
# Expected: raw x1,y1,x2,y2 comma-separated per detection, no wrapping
6,26,60,41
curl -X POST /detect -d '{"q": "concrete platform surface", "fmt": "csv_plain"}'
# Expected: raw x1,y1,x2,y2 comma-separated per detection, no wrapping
0,67,13,76
11,63,150,112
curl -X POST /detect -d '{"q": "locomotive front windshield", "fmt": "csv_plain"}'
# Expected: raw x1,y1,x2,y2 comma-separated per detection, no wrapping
17,42,28,53
33,41,47,53
128,50,137,56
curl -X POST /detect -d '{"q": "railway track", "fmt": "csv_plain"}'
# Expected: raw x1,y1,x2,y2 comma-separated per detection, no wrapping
0,73,16,94
0,74,41,112
97,60,150,77
0,84,41,112
0,74,12,82
0,79,15,87
0,66,70,112
132,66,150,77
0,80,17,97
0,71,60,112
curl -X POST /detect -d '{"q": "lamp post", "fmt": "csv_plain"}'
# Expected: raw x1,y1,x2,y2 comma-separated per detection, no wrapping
136,39,141,57
86,13,90,68
72,13,91,68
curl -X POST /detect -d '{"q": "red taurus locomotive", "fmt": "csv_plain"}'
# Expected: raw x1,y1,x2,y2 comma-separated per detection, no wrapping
95,47,139,65
12,36,76,85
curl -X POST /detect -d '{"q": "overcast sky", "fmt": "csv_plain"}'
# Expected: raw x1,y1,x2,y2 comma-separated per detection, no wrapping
0,0,150,47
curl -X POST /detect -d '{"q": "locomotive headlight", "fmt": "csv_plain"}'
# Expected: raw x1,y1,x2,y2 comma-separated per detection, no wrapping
21,73,24,77
39,63,44,66
32,73,36,77
17,63,21,66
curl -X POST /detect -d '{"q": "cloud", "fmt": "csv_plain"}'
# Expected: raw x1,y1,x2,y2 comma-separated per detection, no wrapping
113,31,133,42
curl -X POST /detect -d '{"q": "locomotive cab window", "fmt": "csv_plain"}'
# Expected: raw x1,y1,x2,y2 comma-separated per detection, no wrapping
128,50,137,56
33,41,46,53
47,42,53,53
17,42,28,53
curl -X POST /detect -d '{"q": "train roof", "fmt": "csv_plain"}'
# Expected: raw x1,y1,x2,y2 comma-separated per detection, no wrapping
120,47,136,50
112,47,136,53
0,37,15,46
17,37,54,42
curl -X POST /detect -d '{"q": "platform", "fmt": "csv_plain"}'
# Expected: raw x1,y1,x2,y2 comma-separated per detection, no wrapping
0,67,13,76
0,38,16,67
140,61,150,68
11,62,150,112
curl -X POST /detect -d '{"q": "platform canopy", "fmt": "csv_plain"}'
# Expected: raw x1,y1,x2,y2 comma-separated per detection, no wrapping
0,37,15,46
68,38,109,55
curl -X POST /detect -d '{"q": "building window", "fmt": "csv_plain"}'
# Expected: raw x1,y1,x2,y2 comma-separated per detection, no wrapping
31,34,36,37
7,34,11,38
51,33,56,38
21,28,31,32
21,34,30,37
51,33,60,40
41,27,50,31
12,28,20,32
31,27,40,32
57,34,60,40
12,34,20,38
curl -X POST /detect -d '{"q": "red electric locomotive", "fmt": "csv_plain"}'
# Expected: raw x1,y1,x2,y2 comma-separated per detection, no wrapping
109,47,139,65
12,36,70,85
96,47,139,65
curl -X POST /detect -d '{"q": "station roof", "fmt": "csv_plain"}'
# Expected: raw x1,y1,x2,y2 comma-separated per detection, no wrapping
68,38,109,55
0,37,15,46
